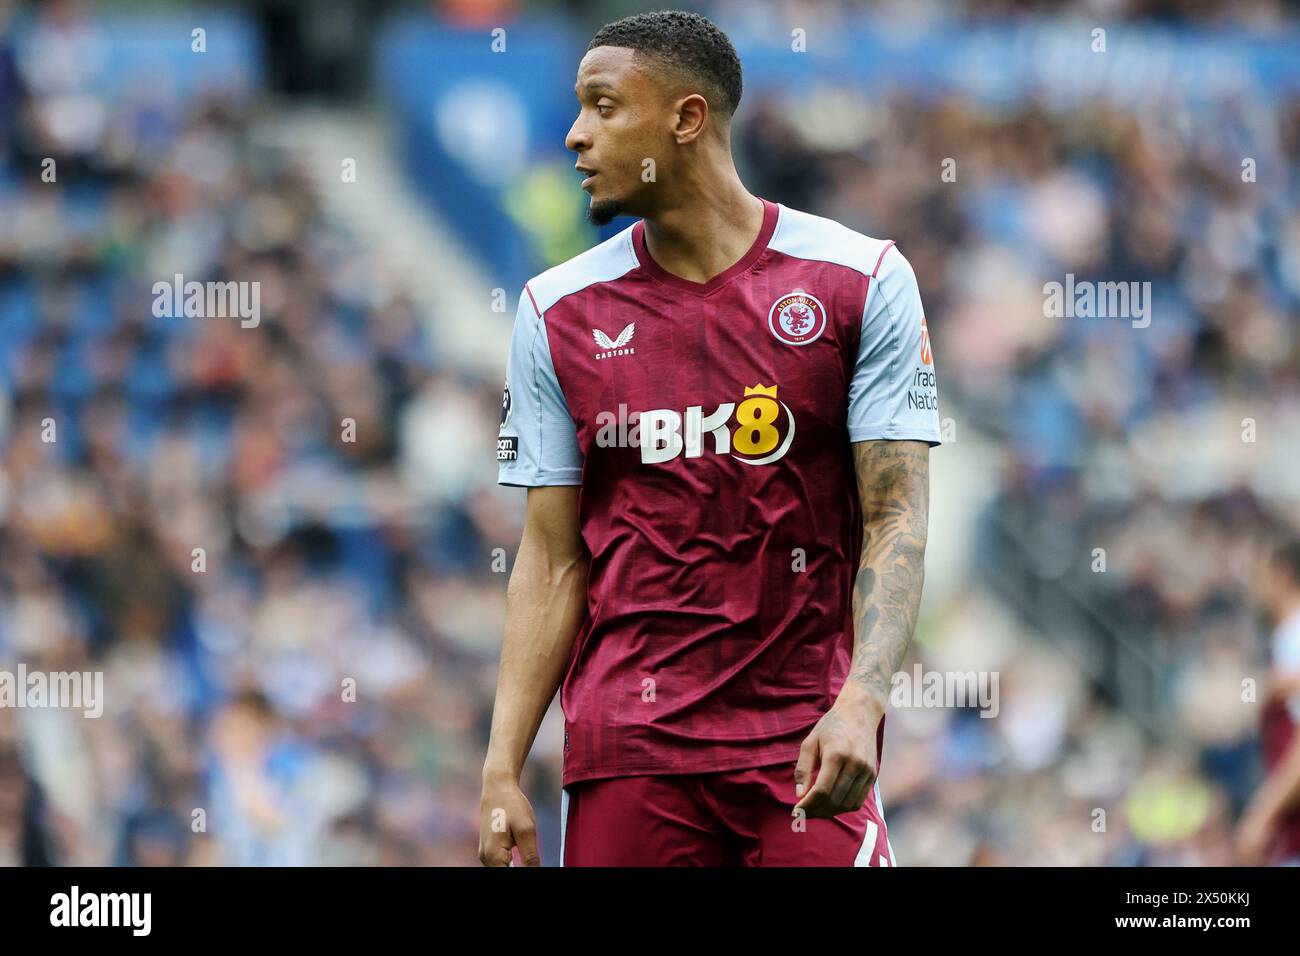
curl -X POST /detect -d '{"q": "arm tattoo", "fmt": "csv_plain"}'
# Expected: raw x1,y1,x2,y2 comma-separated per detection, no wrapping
849,440,930,702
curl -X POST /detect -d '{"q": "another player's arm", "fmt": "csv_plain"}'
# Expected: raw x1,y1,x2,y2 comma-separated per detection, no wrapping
478,485,587,866
794,439,930,819
1236,663,1300,863
1251,725,1300,811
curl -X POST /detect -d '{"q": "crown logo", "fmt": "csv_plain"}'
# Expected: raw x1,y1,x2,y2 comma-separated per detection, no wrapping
744,384,778,398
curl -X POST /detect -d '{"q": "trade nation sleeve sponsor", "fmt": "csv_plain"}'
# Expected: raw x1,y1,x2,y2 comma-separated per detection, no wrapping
848,243,941,444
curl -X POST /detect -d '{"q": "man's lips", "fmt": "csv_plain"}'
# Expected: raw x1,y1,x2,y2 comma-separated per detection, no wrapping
576,167,597,189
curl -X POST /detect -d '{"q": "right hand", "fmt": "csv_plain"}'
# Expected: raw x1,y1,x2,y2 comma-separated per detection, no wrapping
478,774,541,867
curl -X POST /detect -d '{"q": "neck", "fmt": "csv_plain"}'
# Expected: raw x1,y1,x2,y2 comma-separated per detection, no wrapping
640,154,765,285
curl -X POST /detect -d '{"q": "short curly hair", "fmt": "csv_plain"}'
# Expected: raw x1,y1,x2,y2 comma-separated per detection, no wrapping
588,10,743,117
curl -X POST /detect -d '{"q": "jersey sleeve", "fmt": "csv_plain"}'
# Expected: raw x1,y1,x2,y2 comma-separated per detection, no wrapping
1274,620,1300,721
846,245,942,445
497,287,584,487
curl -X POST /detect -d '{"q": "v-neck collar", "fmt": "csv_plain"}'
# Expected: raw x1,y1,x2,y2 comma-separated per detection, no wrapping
631,198,780,297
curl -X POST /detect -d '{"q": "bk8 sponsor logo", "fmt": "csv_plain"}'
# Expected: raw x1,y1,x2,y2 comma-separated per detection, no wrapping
595,384,796,466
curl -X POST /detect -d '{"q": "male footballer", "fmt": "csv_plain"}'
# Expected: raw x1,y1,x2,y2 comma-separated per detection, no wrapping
480,10,940,866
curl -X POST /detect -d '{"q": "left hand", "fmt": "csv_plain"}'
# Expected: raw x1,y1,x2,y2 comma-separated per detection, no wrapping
793,692,885,819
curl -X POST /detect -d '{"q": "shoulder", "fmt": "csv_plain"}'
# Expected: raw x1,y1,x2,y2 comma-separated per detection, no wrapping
524,224,639,317
770,204,921,320
769,204,900,279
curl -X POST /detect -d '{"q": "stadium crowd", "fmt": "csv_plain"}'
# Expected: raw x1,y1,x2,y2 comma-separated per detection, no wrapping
0,0,510,866
1,0,1297,866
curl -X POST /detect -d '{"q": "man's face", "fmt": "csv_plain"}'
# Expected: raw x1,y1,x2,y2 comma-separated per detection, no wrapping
565,46,673,226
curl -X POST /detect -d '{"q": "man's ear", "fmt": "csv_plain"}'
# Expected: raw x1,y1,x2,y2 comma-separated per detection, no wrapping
672,93,709,144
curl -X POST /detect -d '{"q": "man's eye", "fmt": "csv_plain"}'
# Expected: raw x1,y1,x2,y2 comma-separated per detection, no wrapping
596,104,613,116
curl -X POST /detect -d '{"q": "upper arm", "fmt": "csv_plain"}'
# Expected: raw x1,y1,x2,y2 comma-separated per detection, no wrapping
852,440,930,537
847,246,941,446
497,287,584,487
521,486,585,564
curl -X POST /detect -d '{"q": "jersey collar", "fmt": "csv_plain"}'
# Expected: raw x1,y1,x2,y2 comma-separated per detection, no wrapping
631,198,780,296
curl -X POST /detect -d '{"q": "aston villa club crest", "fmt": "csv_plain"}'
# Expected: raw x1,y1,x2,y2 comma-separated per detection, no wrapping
768,291,827,346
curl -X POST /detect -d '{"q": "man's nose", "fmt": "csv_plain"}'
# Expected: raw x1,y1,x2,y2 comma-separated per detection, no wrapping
565,115,591,153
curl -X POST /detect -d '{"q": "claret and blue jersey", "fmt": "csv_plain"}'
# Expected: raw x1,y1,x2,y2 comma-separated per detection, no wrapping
498,198,940,786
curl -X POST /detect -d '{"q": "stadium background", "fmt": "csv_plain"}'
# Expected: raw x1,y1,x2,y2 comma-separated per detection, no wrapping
1,0,1298,865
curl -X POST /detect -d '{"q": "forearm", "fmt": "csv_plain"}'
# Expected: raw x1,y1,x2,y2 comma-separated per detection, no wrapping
842,441,930,709
483,537,588,782
1254,731,1300,822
